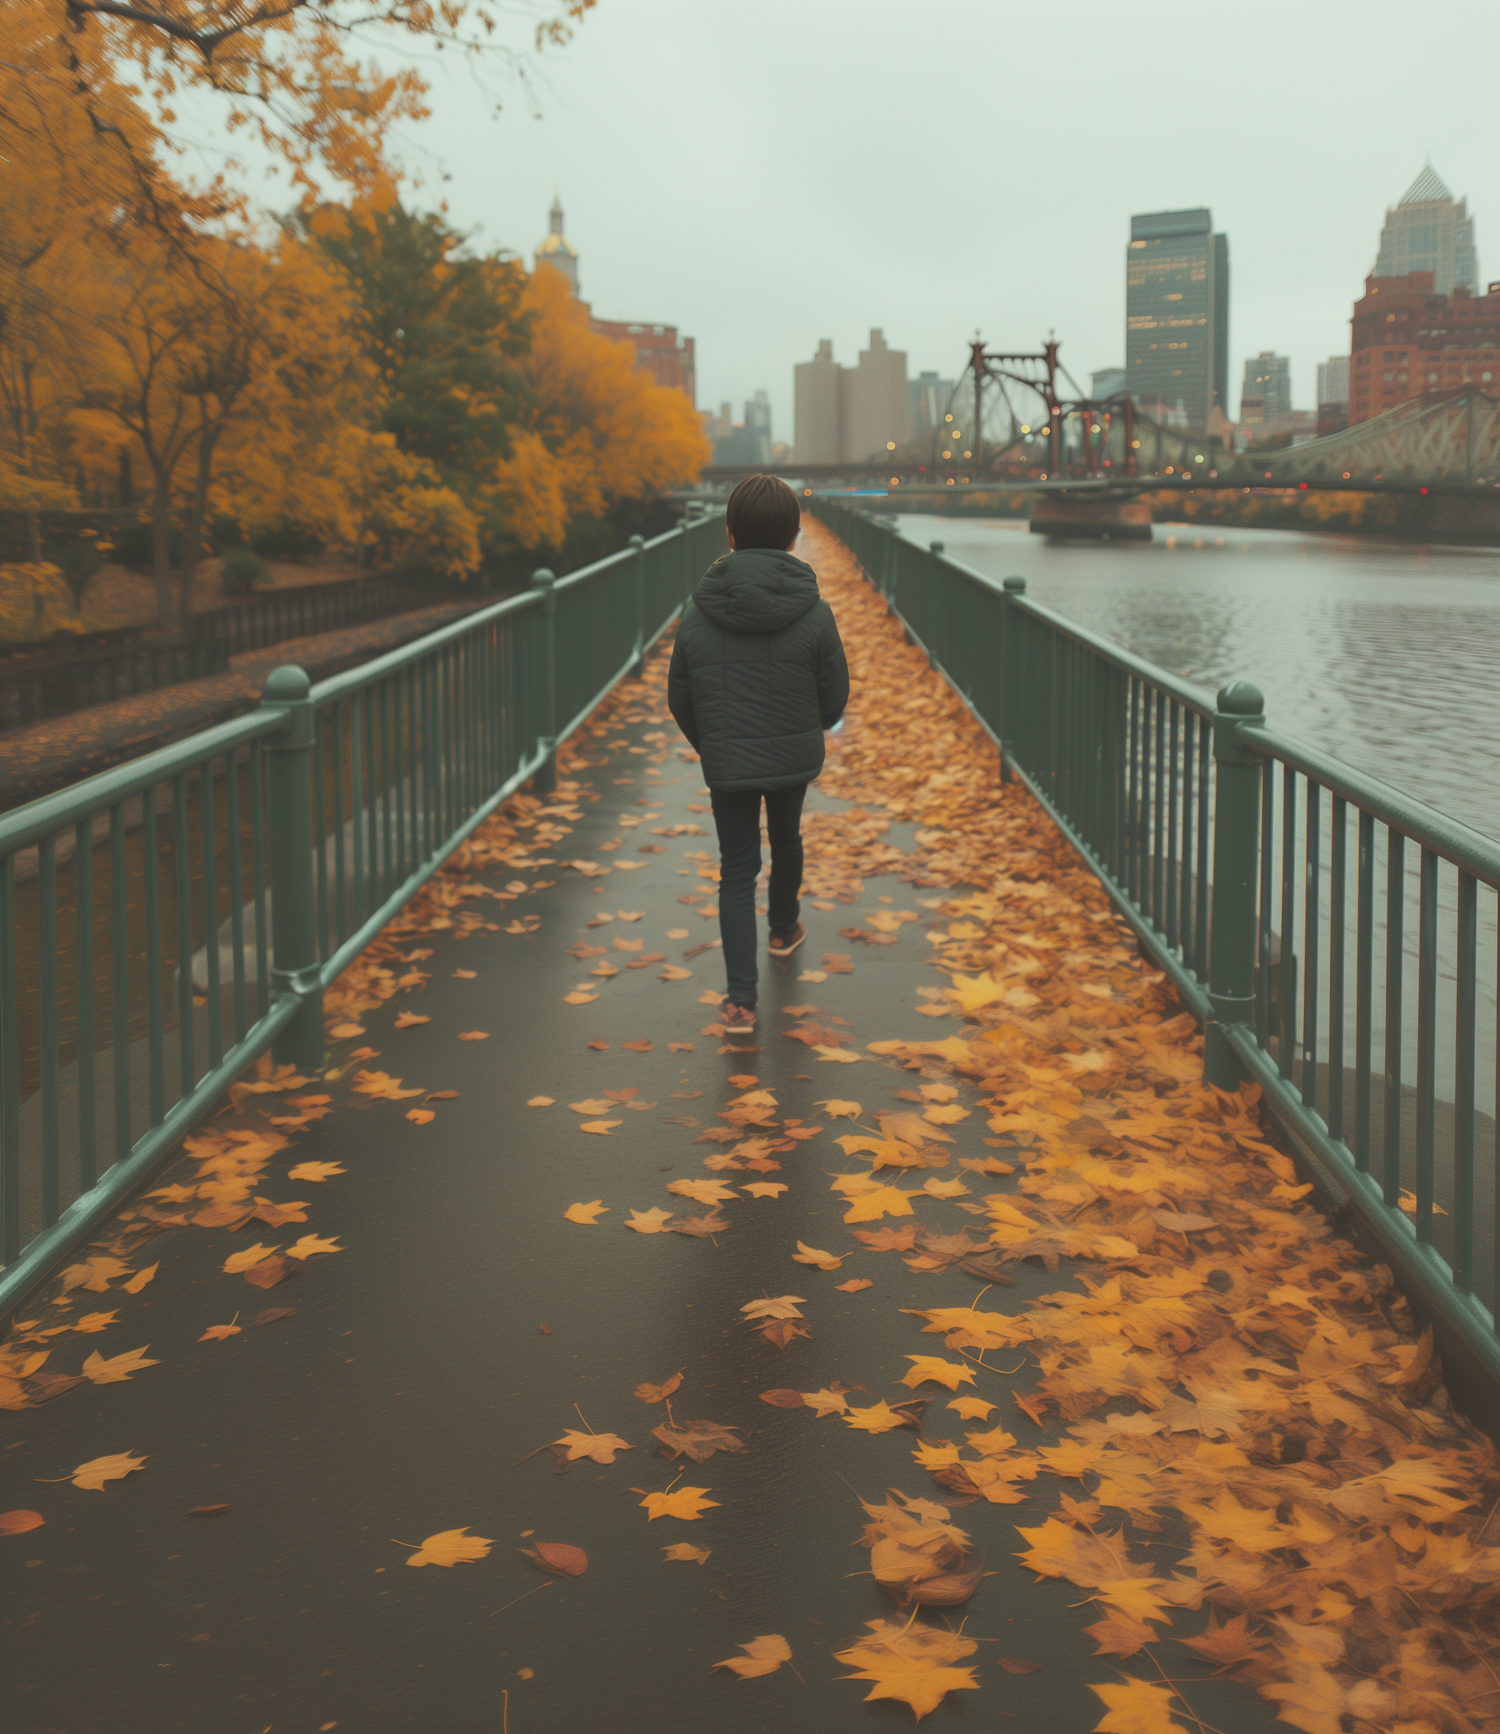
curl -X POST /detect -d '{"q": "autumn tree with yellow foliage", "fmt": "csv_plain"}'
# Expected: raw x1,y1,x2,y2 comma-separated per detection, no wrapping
2,0,707,639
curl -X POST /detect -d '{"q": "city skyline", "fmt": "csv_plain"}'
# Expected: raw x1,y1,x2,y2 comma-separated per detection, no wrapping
393,1,1497,440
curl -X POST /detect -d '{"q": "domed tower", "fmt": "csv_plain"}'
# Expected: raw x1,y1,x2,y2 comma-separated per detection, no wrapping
535,196,579,293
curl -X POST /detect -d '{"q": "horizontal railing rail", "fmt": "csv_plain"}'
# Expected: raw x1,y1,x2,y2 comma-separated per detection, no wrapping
0,509,725,1316
813,495,1500,1436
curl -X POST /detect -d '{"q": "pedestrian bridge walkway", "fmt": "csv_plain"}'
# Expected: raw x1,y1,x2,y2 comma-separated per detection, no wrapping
5,522,1500,1734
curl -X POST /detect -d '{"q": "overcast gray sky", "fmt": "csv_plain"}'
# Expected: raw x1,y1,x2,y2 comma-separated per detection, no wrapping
388,0,1494,439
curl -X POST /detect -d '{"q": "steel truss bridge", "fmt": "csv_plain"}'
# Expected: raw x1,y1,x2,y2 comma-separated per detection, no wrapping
705,338,1500,499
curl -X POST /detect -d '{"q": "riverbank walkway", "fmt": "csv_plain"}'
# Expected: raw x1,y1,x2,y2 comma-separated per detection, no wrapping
6,521,1500,1734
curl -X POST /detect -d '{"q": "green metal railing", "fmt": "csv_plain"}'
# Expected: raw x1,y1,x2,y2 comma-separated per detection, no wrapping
816,497,1500,1433
0,511,725,1314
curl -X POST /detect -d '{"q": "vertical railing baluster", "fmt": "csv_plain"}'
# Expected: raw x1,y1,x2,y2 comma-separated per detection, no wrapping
1165,700,1180,951
1256,758,1274,1046
39,837,60,1224
0,855,17,1262
1414,847,1438,1242
1278,765,1297,1080
143,787,164,1123
75,817,97,1189
1327,797,1347,1146
1354,810,1375,1172
1301,780,1321,1109
110,801,131,1163
201,757,222,1070
225,750,247,1040
1151,689,1165,931
173,774,194,1093
1194,715,1210,981
1383,830,1405,1209
1453,870,1475,1293
251,745,270,1020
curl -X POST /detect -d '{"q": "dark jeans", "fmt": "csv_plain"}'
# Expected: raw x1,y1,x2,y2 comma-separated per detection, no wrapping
709,783,807,1007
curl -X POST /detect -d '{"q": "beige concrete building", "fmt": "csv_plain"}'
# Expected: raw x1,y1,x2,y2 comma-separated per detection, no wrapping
793,330,910,463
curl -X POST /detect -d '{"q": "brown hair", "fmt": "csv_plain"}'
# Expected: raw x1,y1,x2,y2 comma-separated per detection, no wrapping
725,474,801,551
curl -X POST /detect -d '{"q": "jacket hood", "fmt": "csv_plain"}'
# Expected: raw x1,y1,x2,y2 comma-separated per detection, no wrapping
692,548,820,634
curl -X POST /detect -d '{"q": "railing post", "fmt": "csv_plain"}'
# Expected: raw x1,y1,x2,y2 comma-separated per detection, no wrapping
628,533,646,678
262,665,324,1072
531,567,558,795
1204,680,1266,1088
999,576,1026,785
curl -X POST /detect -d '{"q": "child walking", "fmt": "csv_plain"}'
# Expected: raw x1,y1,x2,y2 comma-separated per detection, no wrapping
667,475,849,1031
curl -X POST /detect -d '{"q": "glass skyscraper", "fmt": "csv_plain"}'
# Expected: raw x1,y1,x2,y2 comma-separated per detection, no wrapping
1125,208,1230,429
1372,164,1479,296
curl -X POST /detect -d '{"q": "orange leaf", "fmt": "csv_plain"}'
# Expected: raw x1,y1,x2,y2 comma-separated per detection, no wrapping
522,1541,588,1576
457,1030,490,1041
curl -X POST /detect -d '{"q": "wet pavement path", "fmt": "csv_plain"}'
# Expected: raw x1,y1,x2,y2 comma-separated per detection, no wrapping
4,524,1489,1734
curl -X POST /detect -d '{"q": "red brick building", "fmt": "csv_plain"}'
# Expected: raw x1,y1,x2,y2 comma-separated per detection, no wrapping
587,318,696,404
1350,272,1500,425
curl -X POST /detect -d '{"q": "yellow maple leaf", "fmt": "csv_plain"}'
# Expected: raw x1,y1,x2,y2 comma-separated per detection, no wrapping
799,1388,850,1417
844,1401,912,1434
287,1235,342,1259
564,1200,610,1225
287,1161,345,1182
793,1242,843,1270
640,1486,719,1520
740,1295,806,1319
817,1099,862,1119
948,1397,996,1421
902,1356,976,1391
67,1451,147,1491
352,1070,424,1100
842,1186,917,1223
1090,1678,1191,1734
713,1634,791,1678
625,1207,676,1233
742,1182,788,1198
527,1096,555,1107
71,1311,118,1334
554,1429,631,1464
923,1104,969,1124
405,1528,494,1567
82,1344,161,1384
667,1178,738,1205
122,1266,158,1295
663,1543,711,1564
921,1178,970,1198
579,1120,622,1135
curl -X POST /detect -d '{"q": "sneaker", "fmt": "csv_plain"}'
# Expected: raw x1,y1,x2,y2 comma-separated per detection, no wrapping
722,1003,757,1032
768,922,806,959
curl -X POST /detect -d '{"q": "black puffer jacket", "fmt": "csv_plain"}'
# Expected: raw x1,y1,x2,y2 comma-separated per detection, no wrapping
667,548,849,791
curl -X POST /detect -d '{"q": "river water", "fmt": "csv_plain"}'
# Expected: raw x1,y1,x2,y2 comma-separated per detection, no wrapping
894,515,1500,844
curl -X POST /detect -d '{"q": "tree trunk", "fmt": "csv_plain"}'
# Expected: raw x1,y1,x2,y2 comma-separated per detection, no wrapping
151,493,175,633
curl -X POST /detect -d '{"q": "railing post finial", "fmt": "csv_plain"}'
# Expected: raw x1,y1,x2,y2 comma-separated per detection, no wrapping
1204,679,1266,1088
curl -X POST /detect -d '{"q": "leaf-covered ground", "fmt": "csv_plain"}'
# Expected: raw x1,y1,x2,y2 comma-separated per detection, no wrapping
4,518,1499,1733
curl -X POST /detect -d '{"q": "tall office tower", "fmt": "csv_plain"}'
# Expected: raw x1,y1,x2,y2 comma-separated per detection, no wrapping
1240,352,1292,422
1372,166,1480,296
1316,356,1349,407
909,371,954,438
842,329,910,461
794,332,911,462
794,340,843,463
1126,208,1230,428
